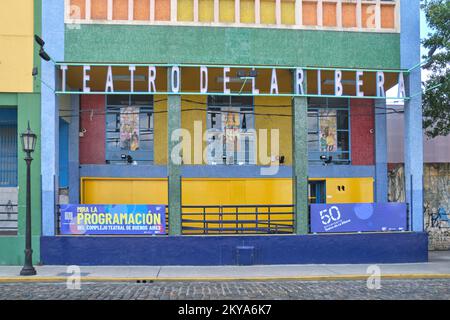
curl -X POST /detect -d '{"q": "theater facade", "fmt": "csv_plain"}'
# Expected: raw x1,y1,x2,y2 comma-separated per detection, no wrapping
39,0,427,265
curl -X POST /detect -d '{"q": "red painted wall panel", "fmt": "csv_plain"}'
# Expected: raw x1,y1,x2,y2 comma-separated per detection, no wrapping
79,95,105,164
350,99,375,165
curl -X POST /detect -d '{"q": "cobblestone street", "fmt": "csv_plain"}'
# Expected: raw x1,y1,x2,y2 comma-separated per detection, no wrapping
0,279,449,300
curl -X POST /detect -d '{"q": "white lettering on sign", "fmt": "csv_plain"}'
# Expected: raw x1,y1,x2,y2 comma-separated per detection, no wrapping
295,68,304,95
335,70,343,96
251,68,259,95
60,65,68,92
171,66,180,93
223,67,230,94
83,65,91,93
59,65,409,99
148,66,156,93
270,68,279,94
376,71,385,97
129,65,136,92
398,72,406,98
356,71,364,97
200,66,208,94
105,66,114,92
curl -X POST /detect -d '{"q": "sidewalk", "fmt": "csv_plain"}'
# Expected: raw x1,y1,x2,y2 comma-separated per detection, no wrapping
1,251,449,283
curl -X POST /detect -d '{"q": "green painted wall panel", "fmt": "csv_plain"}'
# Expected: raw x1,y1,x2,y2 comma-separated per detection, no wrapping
0,93,18,106
0,93,41,265
65,25,400,69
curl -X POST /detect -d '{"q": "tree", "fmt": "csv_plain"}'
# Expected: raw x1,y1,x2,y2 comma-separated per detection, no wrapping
421,0,450,138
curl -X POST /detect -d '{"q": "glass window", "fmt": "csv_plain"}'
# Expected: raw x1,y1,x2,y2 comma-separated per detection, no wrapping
0,108,17,187
206,96,256,165
307,98,351,164
105,95,154,163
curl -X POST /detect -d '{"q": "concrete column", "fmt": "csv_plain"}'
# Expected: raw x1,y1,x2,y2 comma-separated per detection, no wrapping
292,97,308,234
374,99,388,203
167,68,182,235
41,0,64,236
401,0,423,231
68,94,80,204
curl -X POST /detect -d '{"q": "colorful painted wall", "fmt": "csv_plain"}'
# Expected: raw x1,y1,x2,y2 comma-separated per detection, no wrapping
67,0,397,30
0,1,41,265
0,0,35,93
79,95,106,164
388,164,450,250
350,99,375,165
79,94,294,165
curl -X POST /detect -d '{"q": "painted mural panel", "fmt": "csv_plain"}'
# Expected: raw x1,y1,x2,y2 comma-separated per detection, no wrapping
0,0,34,92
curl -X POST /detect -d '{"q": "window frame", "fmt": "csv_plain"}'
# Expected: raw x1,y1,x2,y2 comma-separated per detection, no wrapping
105,95,154,163
0,108,18,187
206,96,256,165
307,98,351,164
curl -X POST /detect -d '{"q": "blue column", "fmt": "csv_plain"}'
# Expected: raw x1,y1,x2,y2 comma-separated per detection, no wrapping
401,0,423,231
375,99,388,203
41,0,64,236
68,95,80,204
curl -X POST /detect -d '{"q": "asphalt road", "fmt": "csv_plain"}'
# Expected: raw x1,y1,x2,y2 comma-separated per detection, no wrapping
0,278,449,300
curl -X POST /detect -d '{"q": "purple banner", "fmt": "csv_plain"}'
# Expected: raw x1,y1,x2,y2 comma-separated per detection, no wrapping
60,204,166,235
310,203,407,233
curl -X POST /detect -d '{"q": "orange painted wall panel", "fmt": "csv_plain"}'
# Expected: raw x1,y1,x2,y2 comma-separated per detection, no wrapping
381,4,395,29
91,0,108,19
134,0,151,20
69,0,86,19
361,3,376,28
113,0,129,20
155,0,171,21
342,3,356,28
323,2,336,27
302,2,317,26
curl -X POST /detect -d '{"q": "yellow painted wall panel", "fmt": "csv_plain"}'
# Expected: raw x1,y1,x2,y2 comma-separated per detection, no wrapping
0,0,34,93
0,37,34,93
178,0,194,21
199,0,214,22
81,178,168,204
281,1,295,25
254,96,292,165
219,0,235,22
326,178,374,204
181,95,207,165
240,0,255,24
154,96,168,165
182,178,292,205
260,0,275,24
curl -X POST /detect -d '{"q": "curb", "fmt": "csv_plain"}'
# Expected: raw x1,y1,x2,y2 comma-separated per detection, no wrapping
1,274,450,283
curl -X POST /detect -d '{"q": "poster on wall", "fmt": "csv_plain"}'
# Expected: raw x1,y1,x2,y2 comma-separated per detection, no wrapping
120,106,140,151
319,110,337,152
222,107,241,164
310,203,407,233
60,204,166,235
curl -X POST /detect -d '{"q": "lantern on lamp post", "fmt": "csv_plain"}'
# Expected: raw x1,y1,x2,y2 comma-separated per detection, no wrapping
20,122,37,276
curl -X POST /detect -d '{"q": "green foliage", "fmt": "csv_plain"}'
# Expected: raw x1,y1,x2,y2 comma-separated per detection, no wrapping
421,0,450,137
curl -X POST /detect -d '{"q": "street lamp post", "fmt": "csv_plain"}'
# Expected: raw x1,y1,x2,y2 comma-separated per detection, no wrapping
20,122,37,276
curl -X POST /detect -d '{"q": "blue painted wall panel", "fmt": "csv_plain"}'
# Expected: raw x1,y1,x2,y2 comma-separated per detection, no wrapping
41,232,428,265
59,118,69,188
